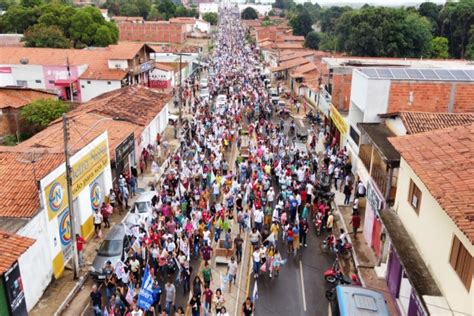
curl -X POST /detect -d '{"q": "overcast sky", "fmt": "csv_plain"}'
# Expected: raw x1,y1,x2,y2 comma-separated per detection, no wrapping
311,0,446,6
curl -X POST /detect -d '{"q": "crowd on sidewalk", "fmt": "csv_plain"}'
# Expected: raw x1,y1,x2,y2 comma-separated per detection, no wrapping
87,7,369,316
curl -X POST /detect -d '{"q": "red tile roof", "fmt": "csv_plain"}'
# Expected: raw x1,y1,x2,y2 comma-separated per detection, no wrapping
0,231,35,274
290,62,318,78
0,87,57,109
0,34,23,47
382,111,474,134
271,57,309,72
0,148,63,218
112,16,144,23
389,124,474,243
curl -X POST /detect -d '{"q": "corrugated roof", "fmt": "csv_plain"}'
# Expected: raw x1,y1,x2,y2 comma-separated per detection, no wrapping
389,124,474,243
0,231,35,274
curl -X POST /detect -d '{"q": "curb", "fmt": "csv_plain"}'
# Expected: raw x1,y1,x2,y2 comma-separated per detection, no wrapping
53,274,89,316
331,201,367,288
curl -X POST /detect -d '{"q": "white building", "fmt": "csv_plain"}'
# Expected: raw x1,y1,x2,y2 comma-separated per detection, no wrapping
238,4,272,15
199,3,219,14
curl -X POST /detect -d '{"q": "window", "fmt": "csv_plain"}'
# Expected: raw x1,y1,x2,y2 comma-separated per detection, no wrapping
350,126,360,145
408,180,422,213
87,81,91,84
49,80,54,84
35,79,41,83
81,85,85,89
449,236,473,290
16,80,27,87
107,81,111,85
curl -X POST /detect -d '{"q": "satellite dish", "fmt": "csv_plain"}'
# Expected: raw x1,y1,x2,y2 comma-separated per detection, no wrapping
20,58,29,65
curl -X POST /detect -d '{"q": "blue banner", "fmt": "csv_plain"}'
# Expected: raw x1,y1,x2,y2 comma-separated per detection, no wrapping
137,266,154,311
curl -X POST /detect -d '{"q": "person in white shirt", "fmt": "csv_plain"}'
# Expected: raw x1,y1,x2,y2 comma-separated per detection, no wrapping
93,210,103,238
254,208,264,232
267,187,275,206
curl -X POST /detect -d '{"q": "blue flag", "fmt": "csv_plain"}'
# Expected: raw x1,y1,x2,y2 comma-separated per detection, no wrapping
137,266,154,311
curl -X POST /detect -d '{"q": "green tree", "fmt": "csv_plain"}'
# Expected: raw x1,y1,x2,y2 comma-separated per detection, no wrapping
318,32,337,51
304,31,321,49
135,0,151,18
0,5,39,33
21,0,42,8
418,2,442,35
430,36,449,58
203,12,218,25
37,3,76,38
156,0,176,20
439,0,474,58
69,6,117,47
465,25,474,59
241,7,258,20
147,5,162,20
335,7,432,57
319,6,352,34
120,3,140,16
268,10,275,16
21,99,69,130
23,24,71,48
273,0,293,10
290,10,312,36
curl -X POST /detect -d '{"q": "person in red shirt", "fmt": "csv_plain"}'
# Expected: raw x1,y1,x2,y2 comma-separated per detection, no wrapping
350,211,361,239
76,234,86,267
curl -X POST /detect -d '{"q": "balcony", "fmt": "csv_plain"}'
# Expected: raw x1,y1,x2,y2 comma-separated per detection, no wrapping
359,144,372,171
129,60,155,76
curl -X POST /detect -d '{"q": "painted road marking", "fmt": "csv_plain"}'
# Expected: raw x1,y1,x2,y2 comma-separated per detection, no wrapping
299,260,307,312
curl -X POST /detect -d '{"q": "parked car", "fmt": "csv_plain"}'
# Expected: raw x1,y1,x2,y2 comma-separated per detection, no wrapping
270,88,280,104
90,225,130,281
199,78,208,88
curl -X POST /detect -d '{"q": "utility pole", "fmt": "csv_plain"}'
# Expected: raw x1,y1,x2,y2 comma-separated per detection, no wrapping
66,56,74,102
63,114,80,280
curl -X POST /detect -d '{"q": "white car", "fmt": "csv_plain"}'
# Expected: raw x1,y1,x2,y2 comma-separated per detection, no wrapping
200,88,210,100
124,191,156,226
216,94,227,107
199,78,208,88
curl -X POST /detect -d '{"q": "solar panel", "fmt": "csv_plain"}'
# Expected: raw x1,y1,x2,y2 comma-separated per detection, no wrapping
376,68,393,78
435,69,455,80
450,69,470,80
420,69,439,80
463,70,474,80
361,68,378,78
405,69,424,79
390,68,410,79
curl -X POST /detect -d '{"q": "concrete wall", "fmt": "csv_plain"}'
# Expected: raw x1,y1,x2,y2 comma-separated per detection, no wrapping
199,3,219,14
17,211,53,312
140,103,169,149
331,73,352,111
0,65,45,89
394,159,473,315
118,22,186,44
79,79,121,102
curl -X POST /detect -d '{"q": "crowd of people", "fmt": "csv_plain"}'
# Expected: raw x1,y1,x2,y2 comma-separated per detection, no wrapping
88,7,363,316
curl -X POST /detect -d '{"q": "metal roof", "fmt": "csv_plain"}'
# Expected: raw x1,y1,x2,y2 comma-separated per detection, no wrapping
358,68,474,82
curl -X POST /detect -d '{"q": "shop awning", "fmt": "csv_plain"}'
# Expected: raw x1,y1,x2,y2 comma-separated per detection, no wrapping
380,209,442,298
357,123,400,166
53,79,75,87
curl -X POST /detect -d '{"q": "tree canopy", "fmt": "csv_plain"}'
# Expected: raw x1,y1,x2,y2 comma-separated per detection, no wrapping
241,7,258,20
0,3,118,48
335,7,432,57
203,12,218,25
20,99,69,130
289,10,313,36
304,31,321,50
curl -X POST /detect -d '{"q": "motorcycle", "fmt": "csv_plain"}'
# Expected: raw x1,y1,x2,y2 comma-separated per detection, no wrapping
324,259,352,284
336,240,353,260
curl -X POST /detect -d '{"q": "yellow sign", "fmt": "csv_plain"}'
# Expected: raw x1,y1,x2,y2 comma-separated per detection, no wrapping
45,140,109,220
330,105,348,134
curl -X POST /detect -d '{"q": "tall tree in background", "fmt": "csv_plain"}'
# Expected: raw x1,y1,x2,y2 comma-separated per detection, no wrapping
336,7,432,57
203,12,218,25
70,6,118,48
241,7,258,20
304,31,321,49
290,10,312,36
23,24,71,48
429,36,449,58
319,6,352,34
418,2,442,35
439,0,474,58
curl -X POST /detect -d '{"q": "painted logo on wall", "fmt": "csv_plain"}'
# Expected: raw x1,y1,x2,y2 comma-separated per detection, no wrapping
90,182,101,211
58,210,72,246
48,182,64,212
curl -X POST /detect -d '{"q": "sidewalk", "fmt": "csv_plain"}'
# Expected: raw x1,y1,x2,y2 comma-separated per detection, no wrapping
29,124,180,316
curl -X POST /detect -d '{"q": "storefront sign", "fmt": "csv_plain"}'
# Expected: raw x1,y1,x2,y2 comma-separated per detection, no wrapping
367,181,384,214
330,105,348,134
90,182,102,211
45,140,109,220
115,133,135,163
4,261,27,316
58,209,72,261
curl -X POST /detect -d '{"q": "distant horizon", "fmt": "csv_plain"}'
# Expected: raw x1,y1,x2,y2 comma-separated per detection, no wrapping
293,0,447,6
